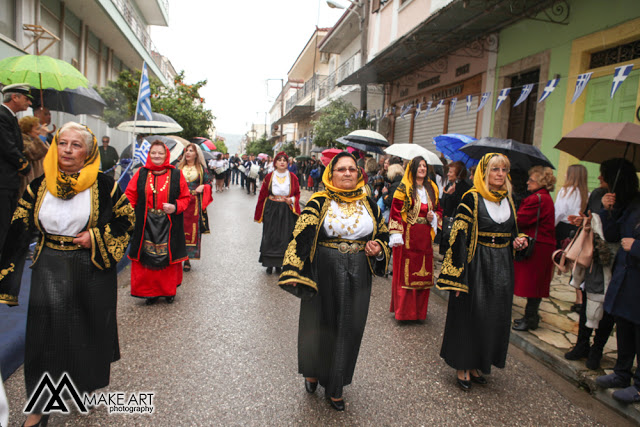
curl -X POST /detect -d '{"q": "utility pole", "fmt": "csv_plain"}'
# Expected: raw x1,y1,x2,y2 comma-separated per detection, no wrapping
359,0,369,112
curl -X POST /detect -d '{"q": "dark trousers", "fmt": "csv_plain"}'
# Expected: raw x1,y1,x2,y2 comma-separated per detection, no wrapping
613,316,640,388
231,169,239,184
224,170,230,187
246,178,256,194
575,289,615,352
0,189,19,255
240,172,246,188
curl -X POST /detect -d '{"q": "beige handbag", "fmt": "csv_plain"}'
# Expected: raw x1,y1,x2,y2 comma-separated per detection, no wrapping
552,218,594,274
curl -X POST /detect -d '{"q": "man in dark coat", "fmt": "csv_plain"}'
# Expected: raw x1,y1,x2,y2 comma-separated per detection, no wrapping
99,136,119,177
0,84,32,252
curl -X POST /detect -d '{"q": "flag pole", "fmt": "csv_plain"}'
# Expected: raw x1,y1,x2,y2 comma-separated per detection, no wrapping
131,62,146,162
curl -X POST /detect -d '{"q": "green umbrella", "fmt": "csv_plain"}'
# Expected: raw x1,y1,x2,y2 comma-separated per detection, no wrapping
0,54,89,92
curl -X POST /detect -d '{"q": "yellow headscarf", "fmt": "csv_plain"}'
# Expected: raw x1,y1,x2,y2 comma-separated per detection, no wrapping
43,123,100,200
467,152,510,203
311,152,366,203
393,158,439,237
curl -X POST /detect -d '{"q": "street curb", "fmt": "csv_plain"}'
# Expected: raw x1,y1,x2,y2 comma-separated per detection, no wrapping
431,287,640,425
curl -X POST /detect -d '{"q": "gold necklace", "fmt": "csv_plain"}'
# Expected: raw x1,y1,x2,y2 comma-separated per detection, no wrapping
183,165,198,182
148,174,169,194
275,173,287,184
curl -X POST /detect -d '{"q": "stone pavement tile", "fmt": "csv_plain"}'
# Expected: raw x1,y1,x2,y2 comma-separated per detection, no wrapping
540,311,579,335
539,300,559,314
550,289,579,303
513,296,525,308
529,328,572,349
567,312,579,322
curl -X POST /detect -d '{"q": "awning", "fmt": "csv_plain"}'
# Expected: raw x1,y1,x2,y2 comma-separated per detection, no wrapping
339,0,566,86
273,105,314,126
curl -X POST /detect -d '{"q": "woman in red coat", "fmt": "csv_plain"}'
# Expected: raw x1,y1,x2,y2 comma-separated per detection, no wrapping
513,166,556,331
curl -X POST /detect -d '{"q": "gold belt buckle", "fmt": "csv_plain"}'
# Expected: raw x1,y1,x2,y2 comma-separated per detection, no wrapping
337,242,350,254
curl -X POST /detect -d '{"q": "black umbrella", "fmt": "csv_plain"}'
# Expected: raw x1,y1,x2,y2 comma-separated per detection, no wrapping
341,130,390,147
459,137,554,170
30,86,106,116
336,137,385,154
201,150,215,163
310,146,324,154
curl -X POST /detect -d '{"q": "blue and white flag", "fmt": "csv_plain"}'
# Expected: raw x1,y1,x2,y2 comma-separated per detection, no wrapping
433,99,445,113
495,88,511,111
477,92,491,112
538,78,559,103
423,101,433,118
400,104,410,119
134,140,151,165
571,72,593,104
414,103,423,119
345,118,350,128
136,62,153,120
611,64,634,98
392,106,396,115
450,97,458,115
514,84,534,108
466,95,472,114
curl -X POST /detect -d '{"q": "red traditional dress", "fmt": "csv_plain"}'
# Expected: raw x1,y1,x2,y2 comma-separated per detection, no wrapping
181,163,213,259
389,168,441,320
125,151,190,298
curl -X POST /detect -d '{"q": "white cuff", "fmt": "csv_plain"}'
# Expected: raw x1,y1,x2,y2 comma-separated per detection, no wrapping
389,233,404,247
430,212,439,235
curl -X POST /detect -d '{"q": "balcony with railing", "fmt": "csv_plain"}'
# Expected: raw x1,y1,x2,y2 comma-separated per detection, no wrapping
318,54,360,101
284,75,325,113
111,0,165,73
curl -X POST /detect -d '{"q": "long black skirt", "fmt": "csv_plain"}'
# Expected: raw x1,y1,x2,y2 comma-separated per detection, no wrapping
298,246,372,398
259,199,297,268
440,244,514,374
25,247,120,412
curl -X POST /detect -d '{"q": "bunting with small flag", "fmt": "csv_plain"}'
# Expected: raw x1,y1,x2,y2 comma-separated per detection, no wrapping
423,101,433,118
495,88,511,111
414,103,423,119
571,72,593,104
513,84,534,108
466,95,472,114
433,99,444,113
345,118,350,128
611,64,634,98
450,97,457,115
538,78,559,103
477,92,491,112
400,104,411,119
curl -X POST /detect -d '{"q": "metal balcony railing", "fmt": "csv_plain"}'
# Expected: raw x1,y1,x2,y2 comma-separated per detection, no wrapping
318,54,359,100
284,75,325,113
111,0,165,75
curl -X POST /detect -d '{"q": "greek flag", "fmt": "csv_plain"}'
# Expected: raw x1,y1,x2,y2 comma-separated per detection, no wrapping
477,92,491,112
136,63,153,120
466,95,472,114
433,99,444,113
513,84,534,108
571,72,593,104
495,88,511,111
414,103,423,119
400,104,410,119
611,64,634,98
450,97,457,115
538,78,559,103
134,140,151,165
423,101,433,118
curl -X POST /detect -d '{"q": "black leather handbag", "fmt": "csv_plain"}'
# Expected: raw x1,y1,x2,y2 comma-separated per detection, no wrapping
515,193,541,262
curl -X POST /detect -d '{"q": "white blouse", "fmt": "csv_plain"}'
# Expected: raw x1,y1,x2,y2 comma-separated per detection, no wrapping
322,200,374,240
390,187,439,247
271,171,290,196
482,197,511,224
555,187,582,226
39,189,91,236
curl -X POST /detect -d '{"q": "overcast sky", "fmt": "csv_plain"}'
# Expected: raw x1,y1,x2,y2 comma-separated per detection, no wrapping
151,0,345,136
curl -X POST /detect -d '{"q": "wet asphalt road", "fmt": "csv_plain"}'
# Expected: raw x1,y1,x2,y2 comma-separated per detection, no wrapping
3,184,630,426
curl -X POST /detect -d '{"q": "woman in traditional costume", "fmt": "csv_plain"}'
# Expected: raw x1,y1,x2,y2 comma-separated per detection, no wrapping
0,122,134,426
439,161,471,256
254,151,301,274
437,153,529,391
388,156,442,321
125,141,190,305
178,143,213,272
278,152,390,411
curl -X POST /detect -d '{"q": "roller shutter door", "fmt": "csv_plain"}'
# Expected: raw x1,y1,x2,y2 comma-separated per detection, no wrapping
413,107,445,155
447,97,478,137
393,116,411,144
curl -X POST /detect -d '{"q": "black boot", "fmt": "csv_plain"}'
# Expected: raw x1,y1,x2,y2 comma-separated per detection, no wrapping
513,298,540,331
586,310,615,369
566,290,593,360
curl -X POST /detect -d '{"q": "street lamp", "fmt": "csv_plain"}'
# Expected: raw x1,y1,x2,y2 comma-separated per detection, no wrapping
326,0,363,28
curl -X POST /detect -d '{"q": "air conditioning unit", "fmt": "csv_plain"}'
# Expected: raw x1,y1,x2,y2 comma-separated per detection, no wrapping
320,52,330,64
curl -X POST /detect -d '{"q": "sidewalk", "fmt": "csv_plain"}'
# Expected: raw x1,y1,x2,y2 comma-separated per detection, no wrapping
298,188,640,424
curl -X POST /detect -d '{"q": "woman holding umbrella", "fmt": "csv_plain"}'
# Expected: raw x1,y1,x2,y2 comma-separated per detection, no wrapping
254,151,301,274
389,156,442,321
126,141,190,305
278,152,390,411
178,143,213,272
437,153,529,390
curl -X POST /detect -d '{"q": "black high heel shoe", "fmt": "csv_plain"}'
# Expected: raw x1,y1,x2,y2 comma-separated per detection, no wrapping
329,398,345,411
304,378,317,393
456,370,471,391
470,370,487,385
22,414,50,427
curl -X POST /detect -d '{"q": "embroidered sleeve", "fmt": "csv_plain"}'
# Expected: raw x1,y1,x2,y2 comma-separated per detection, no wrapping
389,196,405,234
278,197,323,299
89,183,135,270
0,182,39,305
436,192,477,293
369,200,391,277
